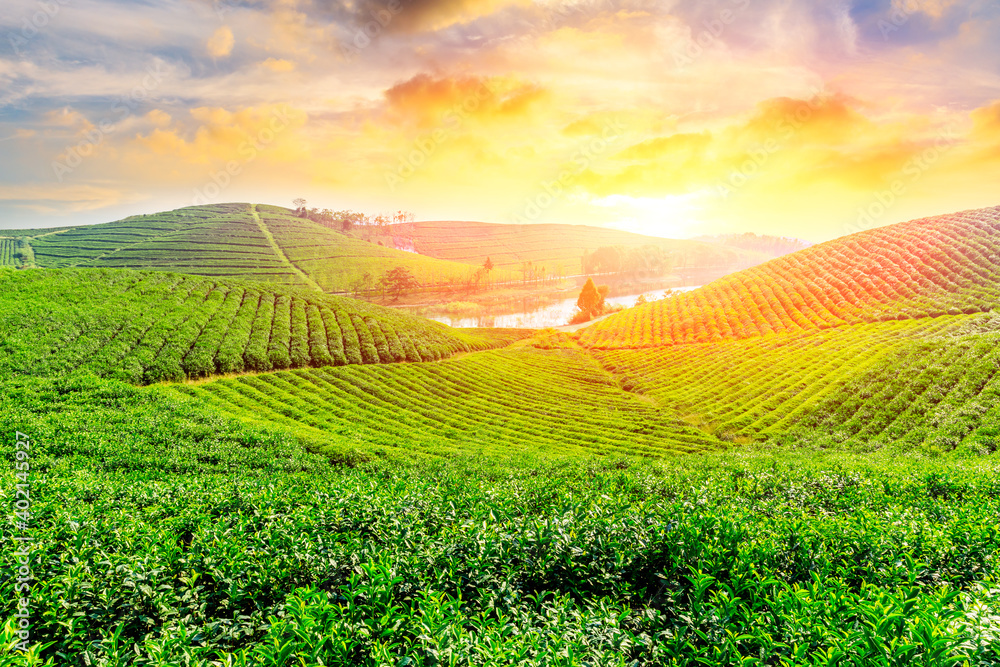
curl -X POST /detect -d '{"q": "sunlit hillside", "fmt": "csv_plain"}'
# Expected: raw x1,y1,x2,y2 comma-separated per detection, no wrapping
579,205,1000,349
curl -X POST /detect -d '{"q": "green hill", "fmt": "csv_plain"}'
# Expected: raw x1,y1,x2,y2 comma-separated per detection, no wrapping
372,219,772,276
9,203,497,292
165,347,723,462
0,268,530,384
595,313,1000,454
578,205,1000,349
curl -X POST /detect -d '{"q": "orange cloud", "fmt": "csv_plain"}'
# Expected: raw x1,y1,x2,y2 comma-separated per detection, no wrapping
971,100,1000,140
207,26,235,58
383,74,549,129
260,58,295,72
134,104,308,168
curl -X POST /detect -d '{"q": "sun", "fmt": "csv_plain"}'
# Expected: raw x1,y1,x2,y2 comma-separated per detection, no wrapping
588,193,706,239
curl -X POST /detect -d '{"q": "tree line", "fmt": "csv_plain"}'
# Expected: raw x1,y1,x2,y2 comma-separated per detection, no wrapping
292,199,415,233
581,245,675,277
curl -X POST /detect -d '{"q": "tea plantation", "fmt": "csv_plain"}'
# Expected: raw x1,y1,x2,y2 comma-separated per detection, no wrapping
10,204,495,293
163,348,723,461
0,269,529,385
579,205,1000,348
3,206,1000,665
1,377,998,665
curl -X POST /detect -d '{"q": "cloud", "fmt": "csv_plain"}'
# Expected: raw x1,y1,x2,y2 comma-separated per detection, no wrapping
43,108,95,132
260,58,296,72
890,0,960,20
382,73,548,129
207,26,235,57
0,184,127,213
146,110,172,127
0,129,37,142
133,104,308,170
970,100,1000,153
354,0,530,33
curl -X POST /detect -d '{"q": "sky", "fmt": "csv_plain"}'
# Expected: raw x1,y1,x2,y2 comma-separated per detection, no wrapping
0,0,998,241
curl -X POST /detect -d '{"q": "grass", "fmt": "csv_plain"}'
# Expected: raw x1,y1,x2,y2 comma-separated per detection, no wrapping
578,205,1000,348
0,268,532,385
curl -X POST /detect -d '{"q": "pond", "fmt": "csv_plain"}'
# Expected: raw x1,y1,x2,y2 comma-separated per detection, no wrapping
425,286,701,329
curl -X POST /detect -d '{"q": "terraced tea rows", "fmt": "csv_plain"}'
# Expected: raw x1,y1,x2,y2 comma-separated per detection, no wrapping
165,348,723,461
6,373,1000,666
784,323,1000,453
0,238,18,267
0,269,530,384
254,205,511,291
579,205,1000,349
8,203,515,292
26,203,301,283
596,313,1000,453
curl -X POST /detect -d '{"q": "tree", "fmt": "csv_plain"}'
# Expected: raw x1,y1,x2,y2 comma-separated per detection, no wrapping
392,210,415,225
336,210,367,232
293,198,307,216
351,271,374,298
382,266,420,300
577,278,607,314
466,267,486,292
635,293,648,306
483,257,494,289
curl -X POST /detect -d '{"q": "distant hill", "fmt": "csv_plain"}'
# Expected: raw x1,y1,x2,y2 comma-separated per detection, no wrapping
690,233,812,257
371,220,773,277
578,205,1000,349
2,203,493,293
0,268,531,384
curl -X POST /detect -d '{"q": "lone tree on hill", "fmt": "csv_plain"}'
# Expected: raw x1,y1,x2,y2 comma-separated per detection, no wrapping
569,278,611,325
382,266,420,300
577,278,609,316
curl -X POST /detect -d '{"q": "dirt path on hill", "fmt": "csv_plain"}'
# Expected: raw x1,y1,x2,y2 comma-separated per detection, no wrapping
249,204,324,293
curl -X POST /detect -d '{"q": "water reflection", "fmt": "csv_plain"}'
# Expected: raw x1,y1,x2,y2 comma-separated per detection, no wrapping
424,286,700,329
